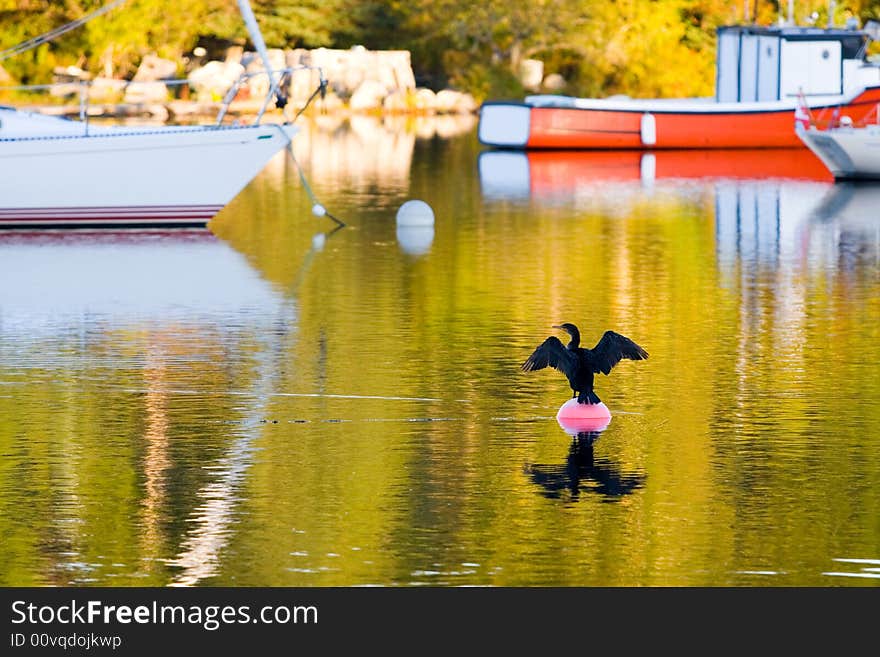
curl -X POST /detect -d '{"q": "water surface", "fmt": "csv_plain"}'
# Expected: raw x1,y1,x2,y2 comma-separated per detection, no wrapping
1,116,879,586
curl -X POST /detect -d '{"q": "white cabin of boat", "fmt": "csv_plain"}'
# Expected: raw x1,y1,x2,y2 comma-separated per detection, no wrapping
715,25,879,103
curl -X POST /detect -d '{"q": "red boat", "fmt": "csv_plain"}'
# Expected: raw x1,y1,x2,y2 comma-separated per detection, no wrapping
478,24,880,149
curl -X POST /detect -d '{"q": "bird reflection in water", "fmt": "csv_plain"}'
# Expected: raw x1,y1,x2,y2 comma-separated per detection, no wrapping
525,415,645,502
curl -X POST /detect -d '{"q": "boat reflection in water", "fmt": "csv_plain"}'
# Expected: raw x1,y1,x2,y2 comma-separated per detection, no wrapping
478,148,833,201
223,114,475,258
271,113,478,195
0,230,295,586
0,230,292,331
478,148,880,271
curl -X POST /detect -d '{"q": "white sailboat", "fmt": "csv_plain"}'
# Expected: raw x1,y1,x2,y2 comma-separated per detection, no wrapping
0,1,303,229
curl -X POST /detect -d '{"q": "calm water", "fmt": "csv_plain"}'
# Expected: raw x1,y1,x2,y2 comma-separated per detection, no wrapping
1,116,879,587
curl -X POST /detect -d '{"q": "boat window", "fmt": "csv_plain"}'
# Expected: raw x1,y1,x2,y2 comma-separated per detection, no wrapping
841,35,867,59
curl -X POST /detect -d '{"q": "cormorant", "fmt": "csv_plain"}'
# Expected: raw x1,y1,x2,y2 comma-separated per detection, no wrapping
522,323,648,404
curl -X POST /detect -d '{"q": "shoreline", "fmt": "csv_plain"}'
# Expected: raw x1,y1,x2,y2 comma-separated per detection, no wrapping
15,97,479,123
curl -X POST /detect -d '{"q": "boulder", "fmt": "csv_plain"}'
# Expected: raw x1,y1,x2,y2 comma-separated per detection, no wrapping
434,89,478,114
413,88,437,113
188,60,245,101
123,81,169,104
519,58,544,91
244,49,287,99
133,54,178,81
317,91,345,113
383,89,410,113
53,65,90,83
349,79,388,111
287,67,317,103
304,47,415,99
225,46,244,65
341,66,367,97
89,77,126,102
50,66,89,97
361,49,415,94
49,83,80,98
543,73,566,92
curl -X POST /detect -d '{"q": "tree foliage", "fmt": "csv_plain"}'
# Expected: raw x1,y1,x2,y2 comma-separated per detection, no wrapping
3,0,880,98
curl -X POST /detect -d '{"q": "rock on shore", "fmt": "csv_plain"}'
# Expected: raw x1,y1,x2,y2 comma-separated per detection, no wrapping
22,46,478,119
185,45,477,114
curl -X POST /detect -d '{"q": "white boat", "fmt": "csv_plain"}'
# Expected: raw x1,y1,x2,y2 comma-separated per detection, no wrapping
797,120,880,179
0,1,301,229
0,110,297,228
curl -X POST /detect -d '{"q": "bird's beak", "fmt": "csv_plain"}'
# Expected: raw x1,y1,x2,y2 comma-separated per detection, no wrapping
552,325,563,329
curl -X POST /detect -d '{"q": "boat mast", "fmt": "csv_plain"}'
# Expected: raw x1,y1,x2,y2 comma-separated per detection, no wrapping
236,0,274,82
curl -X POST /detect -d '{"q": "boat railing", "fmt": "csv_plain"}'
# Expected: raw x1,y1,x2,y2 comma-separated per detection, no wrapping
813,101,880,130
796,87,880,131
215,66,328,126
0,64,328,130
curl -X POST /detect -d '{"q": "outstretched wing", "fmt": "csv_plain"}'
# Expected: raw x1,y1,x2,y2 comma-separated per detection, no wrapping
521,336,578,379
589,331,648,375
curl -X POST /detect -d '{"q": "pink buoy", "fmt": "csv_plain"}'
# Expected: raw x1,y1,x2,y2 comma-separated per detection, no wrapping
557,398,612,420
555,398,612,434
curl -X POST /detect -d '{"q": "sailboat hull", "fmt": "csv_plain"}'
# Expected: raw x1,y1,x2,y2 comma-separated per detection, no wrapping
0,120,297,228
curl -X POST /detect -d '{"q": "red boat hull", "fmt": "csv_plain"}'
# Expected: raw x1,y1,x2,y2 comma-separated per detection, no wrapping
480,87,880,149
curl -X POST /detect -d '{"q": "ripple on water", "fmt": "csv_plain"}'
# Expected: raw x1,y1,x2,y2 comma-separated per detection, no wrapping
823,558,880,580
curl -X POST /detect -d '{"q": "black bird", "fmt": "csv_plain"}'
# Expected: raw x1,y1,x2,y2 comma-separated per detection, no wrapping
522,323,648,404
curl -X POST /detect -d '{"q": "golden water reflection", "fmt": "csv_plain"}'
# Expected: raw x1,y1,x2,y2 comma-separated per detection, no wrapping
1,122,879,586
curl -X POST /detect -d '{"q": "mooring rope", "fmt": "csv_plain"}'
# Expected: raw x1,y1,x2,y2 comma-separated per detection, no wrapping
284,139,346,228
275,75,346,228
291,75,328,122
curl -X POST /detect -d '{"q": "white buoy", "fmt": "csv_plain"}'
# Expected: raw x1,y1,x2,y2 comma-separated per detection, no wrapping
396,200,435,227
312,203,327,217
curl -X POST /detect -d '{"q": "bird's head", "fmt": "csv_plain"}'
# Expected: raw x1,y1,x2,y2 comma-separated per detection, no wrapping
552,323,581,347
552,323,579,336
